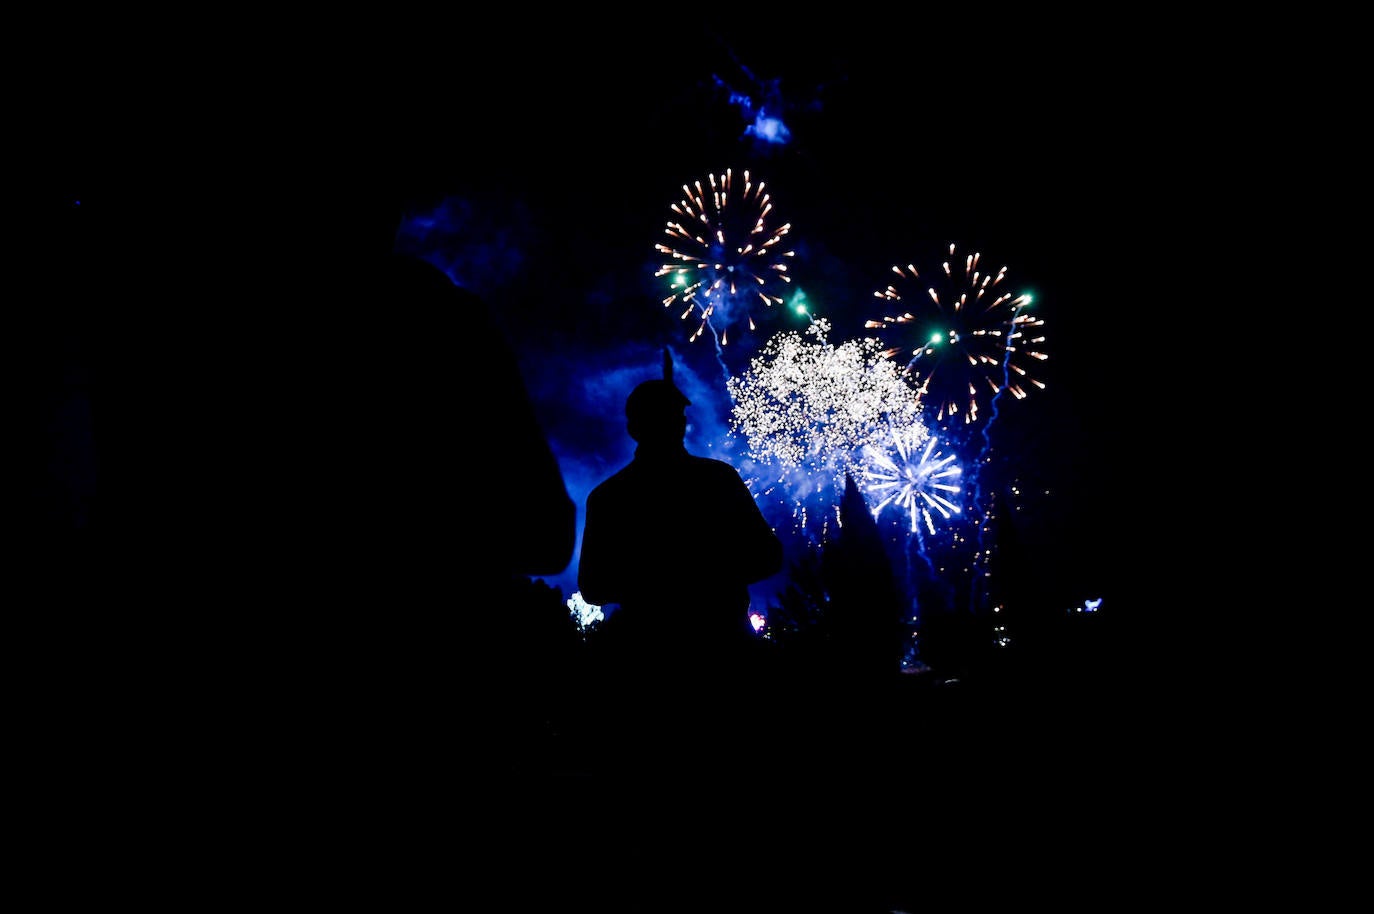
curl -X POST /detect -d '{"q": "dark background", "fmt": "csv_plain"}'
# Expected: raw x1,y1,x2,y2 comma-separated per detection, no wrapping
13,19,1220,908
18,22,1173,651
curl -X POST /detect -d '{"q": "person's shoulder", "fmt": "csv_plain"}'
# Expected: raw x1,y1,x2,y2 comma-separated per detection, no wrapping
688,454,754,486
690,454,745,474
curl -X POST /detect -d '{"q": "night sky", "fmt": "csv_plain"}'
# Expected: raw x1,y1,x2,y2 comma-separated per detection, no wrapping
25,24,1156,636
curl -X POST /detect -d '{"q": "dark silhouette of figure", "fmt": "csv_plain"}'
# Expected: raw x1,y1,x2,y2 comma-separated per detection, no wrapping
577,375,782,764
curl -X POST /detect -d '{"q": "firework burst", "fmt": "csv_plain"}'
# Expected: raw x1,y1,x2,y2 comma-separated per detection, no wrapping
726,319,925,536
654,168,794,346
860,422,963,537
866,242,1047,432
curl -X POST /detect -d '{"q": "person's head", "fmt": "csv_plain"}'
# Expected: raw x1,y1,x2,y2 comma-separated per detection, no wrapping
625,379,690,445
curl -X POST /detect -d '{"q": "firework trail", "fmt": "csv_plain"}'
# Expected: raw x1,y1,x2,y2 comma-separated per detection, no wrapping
654,168,795,354
967,280,1044,613
726,318,924,540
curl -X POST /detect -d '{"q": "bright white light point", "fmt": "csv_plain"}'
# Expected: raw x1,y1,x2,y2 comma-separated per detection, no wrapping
566,591,605,629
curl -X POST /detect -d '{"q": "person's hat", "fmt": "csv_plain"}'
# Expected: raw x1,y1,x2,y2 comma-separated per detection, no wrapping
625,378,691,423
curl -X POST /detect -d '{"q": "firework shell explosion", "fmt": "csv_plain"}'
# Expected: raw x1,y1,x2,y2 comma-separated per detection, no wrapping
859,421,964,537
654,168,794,347
865,242,1047,435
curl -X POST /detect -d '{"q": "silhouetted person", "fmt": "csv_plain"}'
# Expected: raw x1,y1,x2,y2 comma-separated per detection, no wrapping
578,376,782,763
